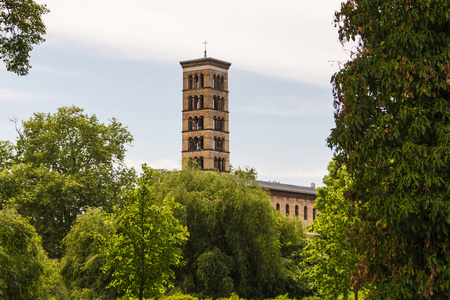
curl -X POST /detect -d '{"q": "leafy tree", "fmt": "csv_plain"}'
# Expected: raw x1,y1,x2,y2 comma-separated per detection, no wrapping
60,207,120,300
0,141,14,169
1,106,135,257
1,164,82,256
102,166,188,300
154,164,310,299
302,161,366,300
230,165,258,181
0,208,52,299
330,1,450,298
0,0,49,75
276,215,314,299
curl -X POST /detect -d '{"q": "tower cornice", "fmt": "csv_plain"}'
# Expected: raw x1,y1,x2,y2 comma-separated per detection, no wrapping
180,57,231,71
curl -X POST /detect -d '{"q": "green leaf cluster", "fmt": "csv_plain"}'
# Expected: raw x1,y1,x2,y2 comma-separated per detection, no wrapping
153,164,311,299
102,166,188,300
0,0,49,75
60,207,120,300
302,161,367,300
0,208,65,299
0,106,135,257
330,1,450,298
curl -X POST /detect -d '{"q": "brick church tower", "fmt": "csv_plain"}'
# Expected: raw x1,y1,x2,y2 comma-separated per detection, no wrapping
180,56,231,172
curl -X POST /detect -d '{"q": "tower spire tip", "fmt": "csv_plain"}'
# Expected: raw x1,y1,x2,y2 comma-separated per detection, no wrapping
203,39,208,58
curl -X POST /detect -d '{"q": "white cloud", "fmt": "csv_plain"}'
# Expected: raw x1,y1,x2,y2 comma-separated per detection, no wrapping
0,89,50,103
32,64,92,77
37,0,349,87
148,159,181,170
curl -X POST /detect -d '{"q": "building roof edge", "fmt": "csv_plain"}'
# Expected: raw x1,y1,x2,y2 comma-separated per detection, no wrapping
257,180,316,195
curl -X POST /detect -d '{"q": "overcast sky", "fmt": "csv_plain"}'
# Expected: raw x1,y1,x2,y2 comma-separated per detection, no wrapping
1,0,350,187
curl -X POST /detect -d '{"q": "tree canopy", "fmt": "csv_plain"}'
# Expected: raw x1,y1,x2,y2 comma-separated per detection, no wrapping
60,207,119,300
0,208,52,299
0,0,49,75
330,0,450,298
153,163,311,299
303,161,366,300
102,166,188,300
0,106,135,257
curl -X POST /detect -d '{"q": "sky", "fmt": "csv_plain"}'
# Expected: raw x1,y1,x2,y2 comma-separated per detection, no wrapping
1,0,351,187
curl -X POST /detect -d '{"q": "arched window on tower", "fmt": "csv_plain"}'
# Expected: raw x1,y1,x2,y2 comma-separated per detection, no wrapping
198,116,203,129
286,204,290,216
276,203,280,211
220,97,225,111
220,158,225,171
188,75,193,89
194,74,199,89
213,75,216,89
214,157,224,171
199,95,204,109
192,117,198,130
214,97,219,110
304,206,308,220
188,117,193,131
221,76,224,90
199,136,203,150
188,96,192,110
213,96,218,110
194,96,198,110
295,205,299,217
200,74,204,88
189,138,194,151
198,156,203,169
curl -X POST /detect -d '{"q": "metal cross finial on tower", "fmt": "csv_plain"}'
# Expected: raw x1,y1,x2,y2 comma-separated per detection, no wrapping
203,39,208,57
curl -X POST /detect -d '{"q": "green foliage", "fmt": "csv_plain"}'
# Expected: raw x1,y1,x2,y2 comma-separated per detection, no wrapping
0,0,49,75
160,292,201,300
0,106,135,257
158,293,304,300
102,166,188,300
154,166,311,299
276,216,313,299
60,207,120,300
302,161,365,299
330,1,450,298
0,208,53,299
0,141,14,169
230,165,258,181
1,163,82,256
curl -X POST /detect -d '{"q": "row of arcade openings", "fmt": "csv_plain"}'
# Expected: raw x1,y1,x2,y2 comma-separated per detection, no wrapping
188,95,225,111
276,204,316,220
192,156,226,171
188,74,225,90
188,136,225,151
188,116,225,131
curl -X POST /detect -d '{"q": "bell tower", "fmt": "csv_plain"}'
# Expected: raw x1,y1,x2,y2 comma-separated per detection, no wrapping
180,56,231,172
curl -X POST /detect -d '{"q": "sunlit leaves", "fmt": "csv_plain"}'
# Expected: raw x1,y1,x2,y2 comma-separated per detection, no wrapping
1,106,135,257
102,166,188,300
0,0,49,75
0,208,52,299
330,0,450,298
